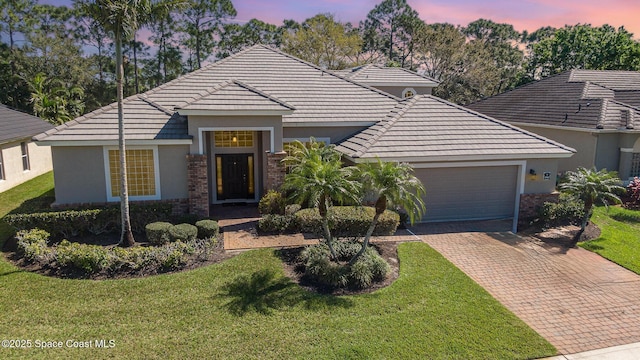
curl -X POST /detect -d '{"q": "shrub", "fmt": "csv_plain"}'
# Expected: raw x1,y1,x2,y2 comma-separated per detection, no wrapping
56,240,110,274
538,193,585,228
128,203,173,233
195,219,219,239
285,204,302,216
15,229,53,263
168,223,198,242
257,214,298,233
300,239,390,289
5,209,118,239
295,206,399,236
258,190,286,215
625,177,640,209
145,222,173,245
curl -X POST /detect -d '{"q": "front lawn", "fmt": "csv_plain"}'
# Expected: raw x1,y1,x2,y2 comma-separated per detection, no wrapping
0,175,555,359
581,206,640,274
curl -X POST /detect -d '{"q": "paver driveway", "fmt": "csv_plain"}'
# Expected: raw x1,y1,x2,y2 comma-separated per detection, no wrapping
409,224,640,355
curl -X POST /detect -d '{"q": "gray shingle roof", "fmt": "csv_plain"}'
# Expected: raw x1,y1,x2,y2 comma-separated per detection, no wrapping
36,45,400,142
467,70,640,130
340,64,439,87
336,95,575,161
0,105,53,144
176,79,295,113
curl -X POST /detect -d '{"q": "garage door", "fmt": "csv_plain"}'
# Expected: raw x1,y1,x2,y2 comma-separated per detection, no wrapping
414,166,519,222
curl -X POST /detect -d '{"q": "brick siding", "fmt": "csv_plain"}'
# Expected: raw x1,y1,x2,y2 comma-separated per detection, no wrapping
187,154,209,217
265,151,287,191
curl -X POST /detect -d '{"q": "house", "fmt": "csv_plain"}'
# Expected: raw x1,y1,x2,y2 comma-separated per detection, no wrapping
467,70,640,180
34,45,574,231
334,64,439,98
0,105,53,192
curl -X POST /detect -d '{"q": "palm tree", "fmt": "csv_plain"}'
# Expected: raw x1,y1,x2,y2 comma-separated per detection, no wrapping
282,139,360,261
79,0,179,246
349,158,425,265
560,167,625,244
28,73,85,125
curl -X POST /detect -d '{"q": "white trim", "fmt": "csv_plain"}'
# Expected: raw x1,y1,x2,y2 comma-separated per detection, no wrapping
347,152,573,163
37,139,193,147
284,121,376,128
283,137,330,145
103,145,161,202
198,126,275,154
621,148,635,153
176,109,294,116
402,88,417,98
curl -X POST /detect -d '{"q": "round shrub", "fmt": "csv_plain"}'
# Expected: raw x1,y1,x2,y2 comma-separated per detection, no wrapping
295,206,400,236
195,219,219,239
56,240,110,274
258,190,286,215
300,239,390,289
285,204,302,216
145,222,173,245
15,229,53,263
169,223,198,242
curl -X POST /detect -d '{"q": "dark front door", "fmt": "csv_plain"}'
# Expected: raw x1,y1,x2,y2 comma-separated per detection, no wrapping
217,154,254,200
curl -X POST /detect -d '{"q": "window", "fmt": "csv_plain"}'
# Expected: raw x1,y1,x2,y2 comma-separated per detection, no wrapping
632,153,640,177
214,131,254,147
0,150,4,180
20,142,30,171
402,88,416,98
106,148,159,200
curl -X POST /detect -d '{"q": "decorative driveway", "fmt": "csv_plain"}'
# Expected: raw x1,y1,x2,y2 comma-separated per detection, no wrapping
410,224,640,355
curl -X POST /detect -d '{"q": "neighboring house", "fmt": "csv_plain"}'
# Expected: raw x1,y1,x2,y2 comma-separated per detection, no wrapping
34,45,574,231
335,64,439,98
0,105,53,193
468,70,640,181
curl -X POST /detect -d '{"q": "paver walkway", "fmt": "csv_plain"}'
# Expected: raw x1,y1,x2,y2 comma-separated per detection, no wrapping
409,224,640,355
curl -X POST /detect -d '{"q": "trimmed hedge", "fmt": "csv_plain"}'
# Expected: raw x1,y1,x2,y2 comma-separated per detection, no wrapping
295,206,399,236
14,229,217,275
169,223,198,242
145,222,173,245
257,214,298,234
195,220,219,239
5,203,176,239
300,239,390,289
258,190,286,215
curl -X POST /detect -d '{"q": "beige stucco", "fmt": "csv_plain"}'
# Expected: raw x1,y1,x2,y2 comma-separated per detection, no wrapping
158,145,189,200
516,125,597,172
523,159,560,194
51,146,106,204
0,139,53,193
187,115,283,154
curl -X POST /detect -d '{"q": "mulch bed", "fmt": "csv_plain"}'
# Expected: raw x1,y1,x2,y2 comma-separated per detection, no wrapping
2,233,237,280
521,222,601,248
277,242,401,296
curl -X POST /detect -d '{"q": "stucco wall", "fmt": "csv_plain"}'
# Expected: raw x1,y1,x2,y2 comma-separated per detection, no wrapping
187,115,283,154
516,125,596,172
283,126,366,144
523,159,559,194
51,146,106,204
369,85,433,98
595,133,621,172
158,145,189,199
0,139,53,193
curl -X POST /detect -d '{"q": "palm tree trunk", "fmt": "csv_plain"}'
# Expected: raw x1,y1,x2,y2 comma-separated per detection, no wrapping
116,33,135,247
349,212,380,265
319,196,338,261
573,203,593,247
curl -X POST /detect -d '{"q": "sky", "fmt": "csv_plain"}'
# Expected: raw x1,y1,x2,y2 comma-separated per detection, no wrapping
40,0,640,37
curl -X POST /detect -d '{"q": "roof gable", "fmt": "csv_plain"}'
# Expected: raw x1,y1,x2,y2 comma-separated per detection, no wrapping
343,64,439,87
337,95,574,161
0,105,53,144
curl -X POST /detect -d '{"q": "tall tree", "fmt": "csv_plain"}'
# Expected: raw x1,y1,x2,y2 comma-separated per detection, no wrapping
79,0,177,247
217,18,279,58
179,0,236,69
414,23,465,82
362,0,424,68
28,72,85,125
281,13,362,69
0,0,36,50
528,24,640,78
148,9,183,85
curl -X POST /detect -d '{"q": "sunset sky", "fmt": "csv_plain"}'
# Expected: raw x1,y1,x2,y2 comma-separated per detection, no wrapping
42,0,640,37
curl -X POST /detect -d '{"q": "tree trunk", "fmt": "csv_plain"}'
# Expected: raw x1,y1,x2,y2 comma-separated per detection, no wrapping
133,33,139,94
349,196,386,265
319,196,338,261
572,202,593,247
116,33,135,247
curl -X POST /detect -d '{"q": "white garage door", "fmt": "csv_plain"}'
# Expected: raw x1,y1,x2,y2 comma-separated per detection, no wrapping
414,166,519,222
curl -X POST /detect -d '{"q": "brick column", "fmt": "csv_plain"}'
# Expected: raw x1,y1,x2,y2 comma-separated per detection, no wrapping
265,151,287,191
187,154,209,217
519,192,560,220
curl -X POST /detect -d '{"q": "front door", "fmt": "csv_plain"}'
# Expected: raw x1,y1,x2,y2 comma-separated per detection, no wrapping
216,154,254,200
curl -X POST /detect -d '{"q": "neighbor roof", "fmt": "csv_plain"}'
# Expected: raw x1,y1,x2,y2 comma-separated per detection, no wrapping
336,95,575,161
338,64,439,87
467,70,640,130
0,105,53,144
36,45,400,142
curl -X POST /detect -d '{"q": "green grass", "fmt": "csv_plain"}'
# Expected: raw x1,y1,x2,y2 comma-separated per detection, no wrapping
0,174,556,359
581,206,640,274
